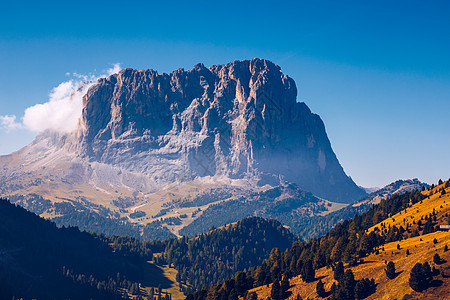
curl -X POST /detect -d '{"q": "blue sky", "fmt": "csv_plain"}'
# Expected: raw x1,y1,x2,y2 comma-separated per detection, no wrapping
0,0,449,188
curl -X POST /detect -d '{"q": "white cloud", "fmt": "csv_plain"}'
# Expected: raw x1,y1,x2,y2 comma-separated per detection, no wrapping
22,80,88,133
0,115,22,131
105,63,122,77
1,63,121,134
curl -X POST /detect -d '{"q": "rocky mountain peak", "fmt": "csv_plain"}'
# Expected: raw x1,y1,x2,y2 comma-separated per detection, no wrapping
61,58,364,202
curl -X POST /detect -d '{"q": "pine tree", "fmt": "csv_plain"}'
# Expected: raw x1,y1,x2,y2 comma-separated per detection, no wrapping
316,279,326,298
422,262,432,280
409,262,432,292
354,280,365,300
301,260,315,283
334,261,344,282
280,276,290,298
248,292,257,300
409,263,423,291
228,288,238,300
354,278,376,299
341,269,356,299
235,272,248,295
385,261,396,279
433,253,441,264
271,280,281,300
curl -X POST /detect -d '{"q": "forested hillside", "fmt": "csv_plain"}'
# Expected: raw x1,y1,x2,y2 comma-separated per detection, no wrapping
6,194,177,241
249,230,450,299
187,179,450,300
288,179,428,240
0,198,169,299
106,217,296,295
0,197,296,299
164,218,296,292
2,177,447,300
180,184,335,239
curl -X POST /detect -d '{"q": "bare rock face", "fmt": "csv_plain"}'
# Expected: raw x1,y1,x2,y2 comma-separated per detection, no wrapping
64,58,364,203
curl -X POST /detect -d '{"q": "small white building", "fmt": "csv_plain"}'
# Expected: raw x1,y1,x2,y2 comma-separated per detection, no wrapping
439,225,450,230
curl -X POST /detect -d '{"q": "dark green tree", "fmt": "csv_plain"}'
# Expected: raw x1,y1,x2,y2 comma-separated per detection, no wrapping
301,260,315,283
316,279,326,298
280,276,290,298
409,262,432,292
235,272,248,296
354,280,366,300
354,278,376,299
341,269,356,300
422,262,432,279
385,261,396,279
271,280,281,300
433,253,441,264
228,288,239,300
248,292,257,300
334,261,344,282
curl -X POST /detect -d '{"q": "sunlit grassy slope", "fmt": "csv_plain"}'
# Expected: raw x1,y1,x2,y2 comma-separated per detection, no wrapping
369,181,450,234
119,255,189,300
137,262,186,300
249,180,450,300
250,229,449,300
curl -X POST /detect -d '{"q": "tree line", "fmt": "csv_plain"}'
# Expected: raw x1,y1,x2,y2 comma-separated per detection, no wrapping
186,189,428,299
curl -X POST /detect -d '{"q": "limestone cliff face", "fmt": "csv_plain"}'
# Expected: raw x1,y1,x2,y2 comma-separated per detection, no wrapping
71,58,365,202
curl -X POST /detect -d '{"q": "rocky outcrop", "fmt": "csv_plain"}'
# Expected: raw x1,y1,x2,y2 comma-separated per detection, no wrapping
61,58,364,203
354,179,428,206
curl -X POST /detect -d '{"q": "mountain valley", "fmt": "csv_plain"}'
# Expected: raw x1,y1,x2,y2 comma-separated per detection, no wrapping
0,59,448,300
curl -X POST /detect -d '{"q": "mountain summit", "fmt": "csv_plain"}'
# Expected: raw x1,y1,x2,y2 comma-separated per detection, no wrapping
0,59,365,236
63,58,361,202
